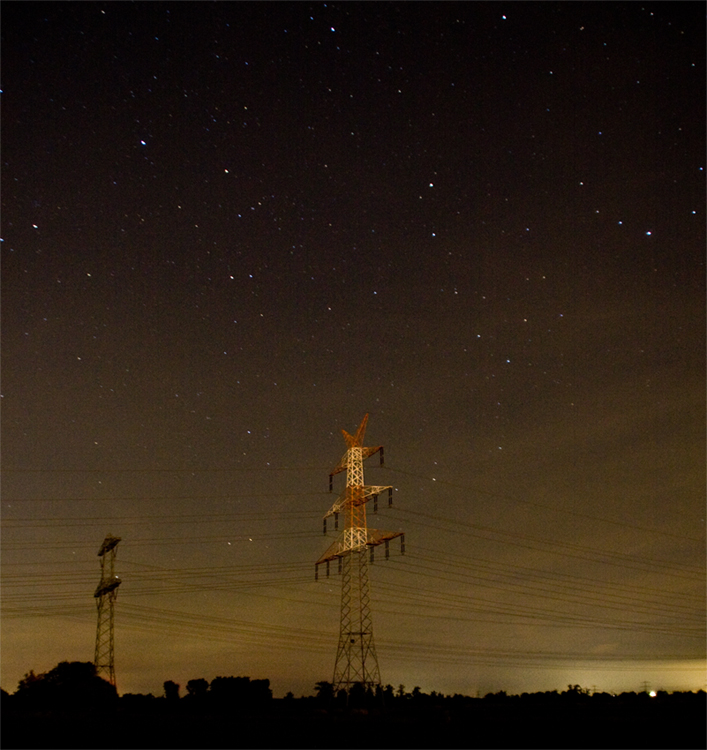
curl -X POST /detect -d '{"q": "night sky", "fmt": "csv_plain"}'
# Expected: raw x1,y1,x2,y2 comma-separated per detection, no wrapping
2,1,705,699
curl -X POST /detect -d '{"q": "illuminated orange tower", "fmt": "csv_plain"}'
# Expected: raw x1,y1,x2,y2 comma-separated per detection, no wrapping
316,414,405,696
94,534,122,687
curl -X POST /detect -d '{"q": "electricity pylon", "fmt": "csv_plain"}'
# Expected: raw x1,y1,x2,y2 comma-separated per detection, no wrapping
94,534,122,687
315,414,405,696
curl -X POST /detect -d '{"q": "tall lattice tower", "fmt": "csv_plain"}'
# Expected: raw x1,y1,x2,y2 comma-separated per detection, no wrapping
315,414,405,696
94,534,122,687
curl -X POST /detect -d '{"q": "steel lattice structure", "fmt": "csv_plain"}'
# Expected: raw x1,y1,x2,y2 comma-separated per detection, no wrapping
94,534,122,687
315,414,405,696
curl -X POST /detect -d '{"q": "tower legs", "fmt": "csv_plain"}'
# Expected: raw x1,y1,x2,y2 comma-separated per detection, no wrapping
332,549,381,694
94,590,117,686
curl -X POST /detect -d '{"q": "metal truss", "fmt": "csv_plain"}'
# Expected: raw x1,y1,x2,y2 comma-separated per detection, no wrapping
315,415,405,696
94,535,122,687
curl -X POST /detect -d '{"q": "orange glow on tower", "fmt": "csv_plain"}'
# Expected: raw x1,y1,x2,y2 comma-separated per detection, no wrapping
316,415,405,696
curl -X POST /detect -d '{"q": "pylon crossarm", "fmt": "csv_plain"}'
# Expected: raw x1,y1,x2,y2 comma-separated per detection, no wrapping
361,445,382,461
316,538,346,565
98,535,121,557
94,577,122,597
366,529,403,547
356,485,392,505
323,489,348,519
317,527,403,565
323,484,392,519
330,452,349,478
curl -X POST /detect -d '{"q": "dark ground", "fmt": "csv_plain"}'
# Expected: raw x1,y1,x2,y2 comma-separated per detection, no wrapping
3,691,705,749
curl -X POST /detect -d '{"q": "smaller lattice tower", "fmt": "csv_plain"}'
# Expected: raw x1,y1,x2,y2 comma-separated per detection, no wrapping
94,534,122,687
315,414,405,696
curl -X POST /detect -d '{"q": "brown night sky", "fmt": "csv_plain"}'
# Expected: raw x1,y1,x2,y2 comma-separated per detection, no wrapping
2,1,705,698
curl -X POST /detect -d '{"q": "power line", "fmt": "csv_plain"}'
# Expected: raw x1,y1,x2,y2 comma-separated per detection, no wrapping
392,507,704,579
3,511,320,529
1,530,317,550
2,493,328,504
385,466,705,538
383,555,704,628
1,465,330,474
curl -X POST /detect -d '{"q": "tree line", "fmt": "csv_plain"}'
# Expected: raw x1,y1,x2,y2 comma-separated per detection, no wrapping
2,661,705,749
8,661,703,711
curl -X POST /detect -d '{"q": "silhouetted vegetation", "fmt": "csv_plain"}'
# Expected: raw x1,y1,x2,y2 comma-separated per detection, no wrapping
11,661,117,711
162,679,180,703
208,675,273,709
2,663,705,749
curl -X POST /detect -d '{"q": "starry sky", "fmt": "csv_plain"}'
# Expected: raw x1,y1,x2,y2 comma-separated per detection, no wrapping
2,1,705,699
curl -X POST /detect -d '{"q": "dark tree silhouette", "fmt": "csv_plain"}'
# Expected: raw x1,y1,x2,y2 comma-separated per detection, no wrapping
347,682,367,708
13,661,116,710
314,680,334,703
163,680,180,702
249,678,272,704
381,684,395,702
186,678,208,699
15,670,45,702
209,675,272,711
